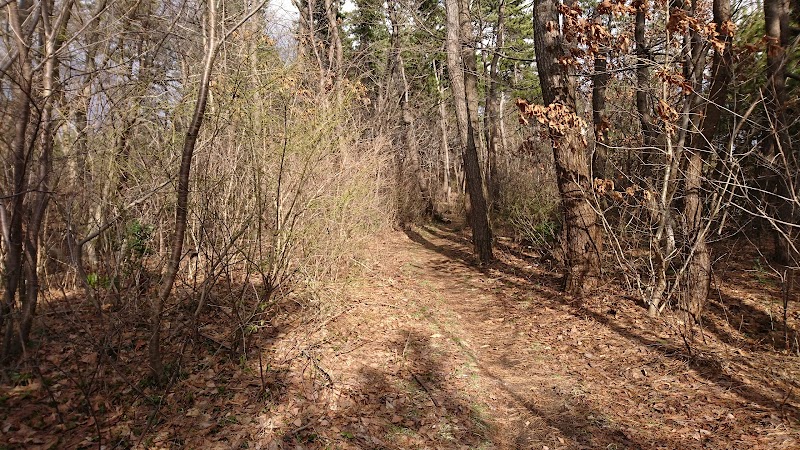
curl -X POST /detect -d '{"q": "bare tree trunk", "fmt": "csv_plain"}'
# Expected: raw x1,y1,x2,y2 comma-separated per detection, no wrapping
532,0,602,294
681,0,732,319
458,0,485,171
2,0,73,361
500,92,508,167
635,5,655,168
70,0,107,272
591,23,610,178
764,0,796,266
434,60,452,205
400,75,434,217
150,2,217,380
149,0,268,379
445,0,469,154
324,0,343,83
390,1,434,217
486,0,505,207
444,0,493,263
1,0,34,362
20,0,69,347
292,0,326,87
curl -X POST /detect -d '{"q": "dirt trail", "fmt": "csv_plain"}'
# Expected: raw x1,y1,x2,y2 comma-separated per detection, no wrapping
308,224,800,449
5,224,798,449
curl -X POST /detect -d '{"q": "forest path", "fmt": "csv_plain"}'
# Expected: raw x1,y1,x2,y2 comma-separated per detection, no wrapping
5,223,799,449
312,224,800,449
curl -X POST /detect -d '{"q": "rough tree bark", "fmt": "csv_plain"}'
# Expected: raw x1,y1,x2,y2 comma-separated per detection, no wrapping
764,0,796,266
324,0,343,83
458,0,486,171
681,0,732,318
591,14,610,178
1,0,35,362
444,0,493,263
486,0,506,206
532,0,602,294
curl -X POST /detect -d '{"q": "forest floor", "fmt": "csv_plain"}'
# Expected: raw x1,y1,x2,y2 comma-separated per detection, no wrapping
2,223,800,449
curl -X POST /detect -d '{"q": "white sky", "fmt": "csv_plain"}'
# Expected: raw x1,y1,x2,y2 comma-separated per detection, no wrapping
267,0,300,21
266,0,356,21
263,0,356,59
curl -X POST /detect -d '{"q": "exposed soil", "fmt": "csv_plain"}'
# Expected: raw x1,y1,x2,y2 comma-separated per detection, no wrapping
2,224,799,449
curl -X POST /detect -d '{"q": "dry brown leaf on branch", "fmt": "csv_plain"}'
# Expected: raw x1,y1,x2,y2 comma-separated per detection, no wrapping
720,20,737,37
657,98,679,124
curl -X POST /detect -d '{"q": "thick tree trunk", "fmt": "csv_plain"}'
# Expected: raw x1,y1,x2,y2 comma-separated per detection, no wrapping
1,1,32,360
20,25,60,352
764,0,796,266
444,0,493,263
325,0,343,81
445,0,469,149
486,0,505,207
458,0,485,168
532,0,602,294
2,0,70,361
682,0,732,319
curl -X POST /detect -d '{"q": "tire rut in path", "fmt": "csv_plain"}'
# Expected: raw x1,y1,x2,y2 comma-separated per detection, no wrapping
375,227,642,449
339,225,800,449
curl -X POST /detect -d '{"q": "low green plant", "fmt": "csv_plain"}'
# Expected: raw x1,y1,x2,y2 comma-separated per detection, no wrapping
86,272,114,289
10,371,31,385
126,219,154,258
752,258,775,286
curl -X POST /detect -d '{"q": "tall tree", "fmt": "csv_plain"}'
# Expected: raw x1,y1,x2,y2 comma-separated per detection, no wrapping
444,0,493,263
485,0,506,205
434,59,454,204
531,0,602,294
634,0,655,173
681,0,733,318
293,0,342,88
387,0,435,218
764,0,797,266
1,0,74,361
349,0,389,94
591,11,610,178
149,0,268,380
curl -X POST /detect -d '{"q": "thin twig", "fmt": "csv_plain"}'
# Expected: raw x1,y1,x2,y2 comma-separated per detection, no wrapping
410,370,439,407
301,350,333,387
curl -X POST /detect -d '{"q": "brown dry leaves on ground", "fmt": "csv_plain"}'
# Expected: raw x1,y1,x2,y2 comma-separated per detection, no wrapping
1,225,799,449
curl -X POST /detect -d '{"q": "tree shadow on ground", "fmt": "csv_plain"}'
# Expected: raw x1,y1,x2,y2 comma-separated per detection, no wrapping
403,225,800,425
346,326,653,449
703,285,798,354
413,313,653,449
0,279,302,449
323,329,491,448
5,225,797,448
706,239,799,353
